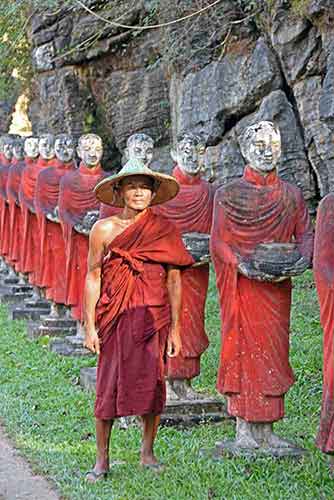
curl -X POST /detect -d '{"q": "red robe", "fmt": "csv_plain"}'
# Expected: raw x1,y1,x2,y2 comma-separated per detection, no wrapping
7,157,26,270
35,159,75,303
0,156,11,261
59,163,105,321
154,166,215,379
19,157,54,284
210,166,313,422
314,194,334,454
94,209,194,419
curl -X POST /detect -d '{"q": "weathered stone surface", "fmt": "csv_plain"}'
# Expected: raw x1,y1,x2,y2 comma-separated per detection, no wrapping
0,101,14,134
173,38,282,144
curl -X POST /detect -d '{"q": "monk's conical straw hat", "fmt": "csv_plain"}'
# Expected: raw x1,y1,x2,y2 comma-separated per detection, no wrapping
94,158,180,207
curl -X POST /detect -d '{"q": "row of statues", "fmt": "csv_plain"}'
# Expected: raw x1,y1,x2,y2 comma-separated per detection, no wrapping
0,121,333,463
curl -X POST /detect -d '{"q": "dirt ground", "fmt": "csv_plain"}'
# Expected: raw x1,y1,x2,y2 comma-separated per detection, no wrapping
0,425,59,500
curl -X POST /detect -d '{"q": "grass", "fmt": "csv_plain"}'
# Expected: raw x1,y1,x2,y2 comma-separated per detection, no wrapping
0,270,332,499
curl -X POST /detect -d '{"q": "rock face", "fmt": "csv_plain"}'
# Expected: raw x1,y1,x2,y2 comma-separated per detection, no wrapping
26,0,334,202
0,101,14,134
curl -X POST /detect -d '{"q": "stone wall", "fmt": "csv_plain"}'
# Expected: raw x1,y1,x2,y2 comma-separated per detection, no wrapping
27,0,334,201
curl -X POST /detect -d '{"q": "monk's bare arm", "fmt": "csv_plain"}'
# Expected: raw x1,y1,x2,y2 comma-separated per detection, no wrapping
83,220,112,354
166,266,182,358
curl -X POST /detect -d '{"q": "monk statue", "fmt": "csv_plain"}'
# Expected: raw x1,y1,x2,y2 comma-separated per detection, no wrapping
84,158,194,481
210,121,314,455
99,133,154,220
314,193,334,472
154,133,214,400
59,133,105,322
0,135,15,263
19,134,56,287
7,137,25,270
35,134,76,306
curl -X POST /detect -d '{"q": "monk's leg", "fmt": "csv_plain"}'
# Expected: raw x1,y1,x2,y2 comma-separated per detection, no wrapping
140,414,161,465
92,418,114,473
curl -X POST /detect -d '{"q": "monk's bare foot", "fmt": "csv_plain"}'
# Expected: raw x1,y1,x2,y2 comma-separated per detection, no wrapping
167,379,205,401
264,433,297,449
140,453,165,472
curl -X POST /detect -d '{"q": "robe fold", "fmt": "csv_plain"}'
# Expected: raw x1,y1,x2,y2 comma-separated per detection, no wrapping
59,163,105,320
7,157,26,270
0,157,11,260
94,209,194,419
210,166,313,422
314,193,334,454
35,159,75,302
19,157,54,284
153,166,215,379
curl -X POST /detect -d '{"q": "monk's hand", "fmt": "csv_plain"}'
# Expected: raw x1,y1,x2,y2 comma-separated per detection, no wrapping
167,325,182,358
83,326,100,355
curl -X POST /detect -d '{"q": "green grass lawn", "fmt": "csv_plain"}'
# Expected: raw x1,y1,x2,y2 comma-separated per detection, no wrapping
0,270,332,499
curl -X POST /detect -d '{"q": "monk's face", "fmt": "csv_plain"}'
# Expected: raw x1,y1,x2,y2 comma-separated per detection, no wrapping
176,138,204,176
3,141,14,160
246,123,281,174
39,134,56,160
120,175,155,210
127,138,154,167
55,135,75,163
77,135,103,167
13,141,25,160
24,138,39,159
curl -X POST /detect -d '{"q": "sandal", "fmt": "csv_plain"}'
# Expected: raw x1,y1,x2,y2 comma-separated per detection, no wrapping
85,469,108,483
141,463,165,473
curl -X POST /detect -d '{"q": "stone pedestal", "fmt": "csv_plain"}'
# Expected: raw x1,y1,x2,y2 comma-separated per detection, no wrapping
201,440,308,460
49,335,91,356
27,317,77,340
80,367,229,426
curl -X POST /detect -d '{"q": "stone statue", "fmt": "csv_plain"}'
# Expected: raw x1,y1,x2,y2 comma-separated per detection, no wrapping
35,134,76,305
0,135,15,261
99,133,154,220
154,133,214,401
19,134,55,286
210,121,314,456
314,193,334,472
59,133,105,322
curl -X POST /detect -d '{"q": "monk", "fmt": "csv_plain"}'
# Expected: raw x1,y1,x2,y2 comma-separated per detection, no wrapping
59,133,105,321
7,136,26,270
211,121,313,452
155,133,214,400
99,132,154,219
84,158,194,481
35,134,76,303
0,135,15,262
314,194,334,469
19,134,56,286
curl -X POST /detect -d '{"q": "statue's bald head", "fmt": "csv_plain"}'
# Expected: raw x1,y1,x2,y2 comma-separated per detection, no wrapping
125,133,154,166
240,121,281,175
172,132,205,176
77,133,103,168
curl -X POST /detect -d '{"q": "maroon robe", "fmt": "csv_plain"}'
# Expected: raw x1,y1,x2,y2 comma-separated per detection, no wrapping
35,158,75,302
154,166,215,379
210,167,313,422
19,157,54,284
94,209,194,419
314,193,334,454
0,156,11,261
7,157,26,270
59,163,105,320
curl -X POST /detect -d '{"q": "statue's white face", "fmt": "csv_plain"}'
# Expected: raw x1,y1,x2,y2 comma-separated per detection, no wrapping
3,142,13,160
127,139,154,167
13,142,25,160
24,138,39,159
175,138,204,176
39,134,55,160
77,135,103,167
55,135,75,163
243,122,281,174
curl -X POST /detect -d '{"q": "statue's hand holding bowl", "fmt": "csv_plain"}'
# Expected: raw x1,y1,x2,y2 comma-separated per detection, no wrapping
46,207,60,223
238,259,286,283
74,222,89,236
277,256,309,277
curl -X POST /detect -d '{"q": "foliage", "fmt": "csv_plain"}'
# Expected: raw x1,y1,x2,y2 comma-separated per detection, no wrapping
0,270,333,499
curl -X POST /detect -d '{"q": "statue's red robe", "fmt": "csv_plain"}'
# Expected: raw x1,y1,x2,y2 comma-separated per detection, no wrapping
153,166,215,379
7,157,26,271
94,209,194,419
35,158,75,303
19,157,55,285
59,163,105,321
0,156,11,261
210,166,313,422
314,193,334,454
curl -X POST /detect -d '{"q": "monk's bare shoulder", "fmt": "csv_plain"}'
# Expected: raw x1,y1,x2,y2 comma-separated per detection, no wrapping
90,216,121,245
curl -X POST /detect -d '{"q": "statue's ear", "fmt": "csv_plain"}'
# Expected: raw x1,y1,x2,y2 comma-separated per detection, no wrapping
124,148,129,161
170,148,177,162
